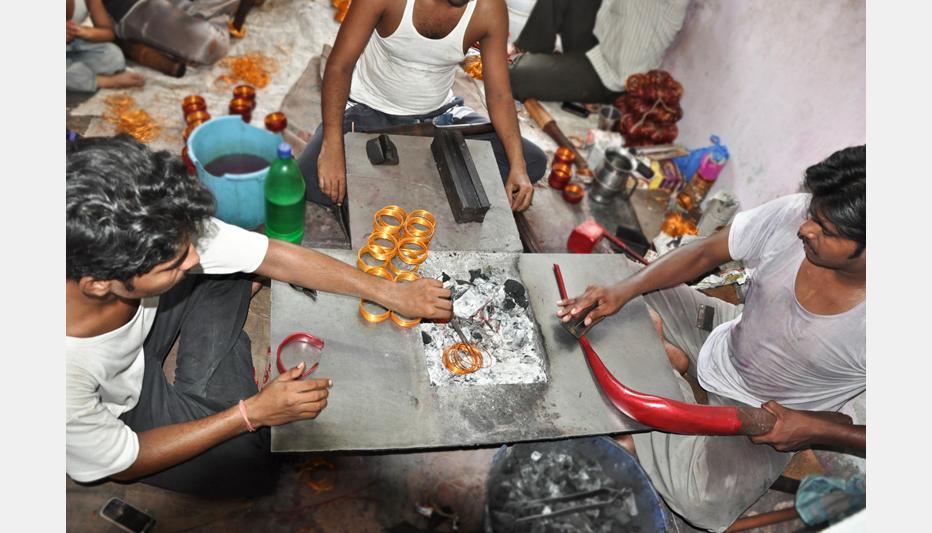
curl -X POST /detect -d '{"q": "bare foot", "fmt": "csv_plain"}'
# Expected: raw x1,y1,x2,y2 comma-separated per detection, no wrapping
97,71,145,89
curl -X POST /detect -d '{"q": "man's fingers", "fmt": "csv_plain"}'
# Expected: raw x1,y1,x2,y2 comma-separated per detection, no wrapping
295,388,329,404
433,298,453,312
336,175,346,204
516,187,533,211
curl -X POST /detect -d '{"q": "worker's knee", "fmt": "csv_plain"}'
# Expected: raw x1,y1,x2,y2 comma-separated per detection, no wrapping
523,140,547,183
96,42,127,74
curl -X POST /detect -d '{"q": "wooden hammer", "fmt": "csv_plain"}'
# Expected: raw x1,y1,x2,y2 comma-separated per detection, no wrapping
523,98,589,170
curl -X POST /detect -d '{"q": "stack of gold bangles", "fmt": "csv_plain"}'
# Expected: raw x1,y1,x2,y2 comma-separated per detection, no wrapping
357,206,436,327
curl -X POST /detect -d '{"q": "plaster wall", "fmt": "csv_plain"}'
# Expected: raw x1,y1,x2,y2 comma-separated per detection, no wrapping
661,0,865,209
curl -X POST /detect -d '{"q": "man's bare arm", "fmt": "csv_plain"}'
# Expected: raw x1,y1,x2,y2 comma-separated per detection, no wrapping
477,0,533,211
317,0,387,204
113,366,329,480
750,401,865,454
558,226,734,324
254,239,452,320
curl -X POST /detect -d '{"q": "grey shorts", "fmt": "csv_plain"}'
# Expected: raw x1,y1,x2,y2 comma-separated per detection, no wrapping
632,285,791,532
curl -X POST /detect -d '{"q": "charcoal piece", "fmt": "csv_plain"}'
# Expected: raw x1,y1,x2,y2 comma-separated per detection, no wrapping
469,268,486,283
431,130,490,223
441,272,451,283
503,298,515,311
514,295,529,308
421,331,432,345
366,134,399,165
472,331,483,341
504,279,526,299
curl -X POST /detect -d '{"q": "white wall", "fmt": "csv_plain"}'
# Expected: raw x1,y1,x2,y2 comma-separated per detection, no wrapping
661,0,866,209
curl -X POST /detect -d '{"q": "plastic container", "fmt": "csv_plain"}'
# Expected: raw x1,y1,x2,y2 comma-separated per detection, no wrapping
264,142,306,244
187,115,281,230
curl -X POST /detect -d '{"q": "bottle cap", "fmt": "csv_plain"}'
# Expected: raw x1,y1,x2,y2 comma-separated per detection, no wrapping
277,142,292,159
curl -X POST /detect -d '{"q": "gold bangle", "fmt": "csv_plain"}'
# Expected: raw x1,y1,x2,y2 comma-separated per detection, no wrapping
404,216,435,240
357,245,387,272
387,254,419,276
390,270,422,327
359,266,393,323
397,236,429,264
373,205,407,235
367,229,398,261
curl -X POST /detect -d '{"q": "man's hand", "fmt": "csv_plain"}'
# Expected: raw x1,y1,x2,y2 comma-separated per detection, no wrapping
505,168,534,211
557,284,630,326
750,401,826,452
387,278,453,320
246,363,331,427
66,20,84,42
318,142,347,205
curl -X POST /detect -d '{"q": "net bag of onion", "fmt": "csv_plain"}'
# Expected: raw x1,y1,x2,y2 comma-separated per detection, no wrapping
614,69,684,148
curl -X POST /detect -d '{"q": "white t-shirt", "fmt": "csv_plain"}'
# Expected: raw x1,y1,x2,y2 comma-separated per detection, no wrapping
65,218,269,483
697,194,866,412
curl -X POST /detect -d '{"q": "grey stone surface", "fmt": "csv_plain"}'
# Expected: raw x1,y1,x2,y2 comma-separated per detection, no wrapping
344,133,523,254
270,251,683,452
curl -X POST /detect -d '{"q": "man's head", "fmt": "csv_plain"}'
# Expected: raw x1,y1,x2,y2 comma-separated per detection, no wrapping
66,135,215,298
798,145,866,269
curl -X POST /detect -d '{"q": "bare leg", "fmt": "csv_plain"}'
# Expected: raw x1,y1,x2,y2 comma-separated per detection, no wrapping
96,71,145,88
648,308,690,375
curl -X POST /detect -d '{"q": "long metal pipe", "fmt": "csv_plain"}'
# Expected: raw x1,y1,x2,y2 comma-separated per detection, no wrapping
553,263,777,436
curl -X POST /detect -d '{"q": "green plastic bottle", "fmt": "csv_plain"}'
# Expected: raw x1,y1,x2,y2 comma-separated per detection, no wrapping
264,142,306,244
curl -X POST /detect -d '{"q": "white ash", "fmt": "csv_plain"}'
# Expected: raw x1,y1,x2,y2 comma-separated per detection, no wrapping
417,252,549,387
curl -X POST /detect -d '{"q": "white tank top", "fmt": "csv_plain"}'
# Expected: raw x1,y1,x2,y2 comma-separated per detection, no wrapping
72,0,89,23
350,0,478,116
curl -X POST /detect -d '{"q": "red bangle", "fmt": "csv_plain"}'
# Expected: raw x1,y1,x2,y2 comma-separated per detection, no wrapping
238,399,257,432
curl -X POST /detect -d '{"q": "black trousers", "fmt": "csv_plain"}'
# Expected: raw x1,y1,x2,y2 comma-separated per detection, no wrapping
297,97,548,206
118,274,277,498
509,0,622,103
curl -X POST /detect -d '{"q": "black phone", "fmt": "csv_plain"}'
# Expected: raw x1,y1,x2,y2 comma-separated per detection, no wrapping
561,101,591,118
99,497,156,533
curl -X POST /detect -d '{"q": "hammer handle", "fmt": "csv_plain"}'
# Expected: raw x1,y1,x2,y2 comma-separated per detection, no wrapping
524,99,589,169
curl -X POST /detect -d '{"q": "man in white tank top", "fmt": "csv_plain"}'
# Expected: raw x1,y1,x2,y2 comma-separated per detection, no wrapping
298,0,546,212
557,146,866,530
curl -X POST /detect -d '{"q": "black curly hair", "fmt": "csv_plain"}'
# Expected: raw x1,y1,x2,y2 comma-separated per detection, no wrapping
66,135,215,283
804,145,866,258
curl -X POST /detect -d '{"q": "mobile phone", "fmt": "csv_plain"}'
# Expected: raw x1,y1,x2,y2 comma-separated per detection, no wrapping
99,497,155,533
561,101,591,118
696,304,715,332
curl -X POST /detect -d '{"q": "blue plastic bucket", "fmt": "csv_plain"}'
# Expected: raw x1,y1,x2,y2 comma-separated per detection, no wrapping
187,115,281,230
483,436,667,531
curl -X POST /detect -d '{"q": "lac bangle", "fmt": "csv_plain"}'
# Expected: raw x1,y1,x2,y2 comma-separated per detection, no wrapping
265,112,288,133
182,95,205,113
186,110,211,125
407,209,436,227
367,229,399,260
403,216,434,240
387,254,419,276
233,85,257,108
357,245,386,272
397,237,428,264
359,266,393,323
374,205,407,235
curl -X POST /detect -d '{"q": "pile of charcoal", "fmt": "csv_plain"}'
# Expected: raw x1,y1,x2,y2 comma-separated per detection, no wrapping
488,449,640,533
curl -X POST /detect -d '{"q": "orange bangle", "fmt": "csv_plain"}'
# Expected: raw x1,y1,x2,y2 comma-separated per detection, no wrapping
357,245,386,272
387,255,419,276
367,229,398,260
397,236,429,264
390,271,422,327
407,209,436,227
373,205,407,235
359,266,393,323
404,216,435,240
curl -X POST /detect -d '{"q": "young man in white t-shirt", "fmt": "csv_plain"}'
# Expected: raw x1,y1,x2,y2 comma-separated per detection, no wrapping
557,146,866,531
66,135,453,496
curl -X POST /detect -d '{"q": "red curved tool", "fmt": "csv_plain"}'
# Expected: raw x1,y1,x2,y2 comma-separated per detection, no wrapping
554,263,767,436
